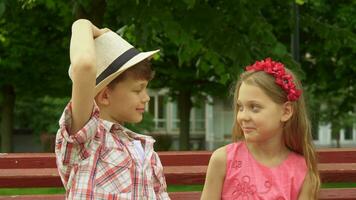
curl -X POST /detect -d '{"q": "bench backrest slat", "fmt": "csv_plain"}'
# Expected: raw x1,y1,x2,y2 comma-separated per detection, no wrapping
0,163,355,188
1,149,356,169
317,149,356,163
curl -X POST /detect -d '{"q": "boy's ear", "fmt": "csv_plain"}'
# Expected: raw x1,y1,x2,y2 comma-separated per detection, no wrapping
281,101,293,122
95,87,110,106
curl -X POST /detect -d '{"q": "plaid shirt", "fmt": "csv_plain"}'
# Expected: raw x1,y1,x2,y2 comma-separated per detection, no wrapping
55,102,170,200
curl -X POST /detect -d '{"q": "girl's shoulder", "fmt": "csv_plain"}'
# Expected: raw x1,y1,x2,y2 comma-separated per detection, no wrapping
224,141,245,159
210,142,244,165
206,145,228,178
209,142,246,170
211,145,228,164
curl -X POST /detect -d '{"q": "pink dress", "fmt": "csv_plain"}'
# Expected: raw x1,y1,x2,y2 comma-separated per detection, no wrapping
221,142,307,200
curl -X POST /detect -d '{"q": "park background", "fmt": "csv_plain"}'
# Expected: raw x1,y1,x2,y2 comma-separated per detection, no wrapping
0,0,355,196
0,1,355,154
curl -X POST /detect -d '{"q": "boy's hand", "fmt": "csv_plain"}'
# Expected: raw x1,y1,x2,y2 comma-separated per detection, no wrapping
93,25,111,38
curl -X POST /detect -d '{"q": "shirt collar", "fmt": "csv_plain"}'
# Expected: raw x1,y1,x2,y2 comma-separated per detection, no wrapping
101,119,155,145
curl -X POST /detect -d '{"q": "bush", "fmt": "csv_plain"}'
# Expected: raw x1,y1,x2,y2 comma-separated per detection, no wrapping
149,133,173,151
125,112,155,133
15,96,69,152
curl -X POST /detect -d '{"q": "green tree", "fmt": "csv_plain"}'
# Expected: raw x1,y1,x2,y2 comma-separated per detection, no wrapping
298,0,356,146
0,0,71,152
2,0,354,152
104,0,301,149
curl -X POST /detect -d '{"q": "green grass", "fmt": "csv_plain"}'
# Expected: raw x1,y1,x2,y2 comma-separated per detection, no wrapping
0,185,202,196
0,183,355,196
322,182,356,188
0,187,65,195
168,185,204,192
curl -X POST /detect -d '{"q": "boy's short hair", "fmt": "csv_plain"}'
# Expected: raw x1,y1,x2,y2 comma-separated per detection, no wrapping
107,59,154,89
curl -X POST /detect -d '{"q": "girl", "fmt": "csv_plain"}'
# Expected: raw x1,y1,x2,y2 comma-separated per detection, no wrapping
201,58,320,200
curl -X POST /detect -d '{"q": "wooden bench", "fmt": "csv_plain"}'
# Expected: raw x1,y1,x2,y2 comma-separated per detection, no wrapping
0,149,355,199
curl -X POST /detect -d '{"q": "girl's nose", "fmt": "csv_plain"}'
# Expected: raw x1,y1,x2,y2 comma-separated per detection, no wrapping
237,110,250,122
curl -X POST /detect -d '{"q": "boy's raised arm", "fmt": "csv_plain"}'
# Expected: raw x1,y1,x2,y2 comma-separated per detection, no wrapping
69,19,99,135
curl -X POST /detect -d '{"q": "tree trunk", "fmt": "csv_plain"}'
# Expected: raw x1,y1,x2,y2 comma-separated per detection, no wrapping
331,121,341,148
1,84,15,152
311,106,320,140
177,90,192,150
73,0,107,26
291,1,300,62
336,132,340,148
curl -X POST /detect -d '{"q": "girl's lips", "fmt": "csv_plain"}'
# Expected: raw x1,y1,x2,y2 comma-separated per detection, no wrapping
242,127,255,133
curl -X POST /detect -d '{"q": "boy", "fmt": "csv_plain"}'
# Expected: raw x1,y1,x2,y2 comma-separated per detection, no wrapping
55,19,170,200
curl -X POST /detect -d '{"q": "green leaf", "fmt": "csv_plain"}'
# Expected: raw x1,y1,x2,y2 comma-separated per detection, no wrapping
0,1,5,17
272,43,288,56
183,0,196,9
295,0,305,5
197,58,210,73
220,74,230,85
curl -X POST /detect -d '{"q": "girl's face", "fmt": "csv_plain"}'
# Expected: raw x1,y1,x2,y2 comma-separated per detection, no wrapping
236,82,287,144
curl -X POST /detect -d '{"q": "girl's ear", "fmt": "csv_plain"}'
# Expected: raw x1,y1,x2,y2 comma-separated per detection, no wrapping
95,87,111,106
281,101,293,122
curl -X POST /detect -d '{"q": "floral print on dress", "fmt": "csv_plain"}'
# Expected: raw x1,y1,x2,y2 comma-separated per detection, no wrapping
232,175,257,199
221,142,307,200
230,160,275,199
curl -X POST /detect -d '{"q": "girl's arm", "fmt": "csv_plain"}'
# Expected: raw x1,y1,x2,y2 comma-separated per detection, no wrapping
298,172,315,200
200,146,227,200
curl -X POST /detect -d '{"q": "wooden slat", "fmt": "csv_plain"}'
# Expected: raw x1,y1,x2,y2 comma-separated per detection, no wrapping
169,191,202,200
0,152,213,168
0,189,355,200
0,195,64,200
1,149,356,169
318,188,356,200
0,163,355,188
0,153,56,169
164,166,207,185
0,168,62,188
158,151,212,166
317,148,356,163
319,163,356,182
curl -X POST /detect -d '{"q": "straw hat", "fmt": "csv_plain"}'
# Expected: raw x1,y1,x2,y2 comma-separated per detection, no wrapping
69,31,159,95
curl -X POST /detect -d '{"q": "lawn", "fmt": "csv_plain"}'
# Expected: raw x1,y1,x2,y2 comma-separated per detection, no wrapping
0,183,355,196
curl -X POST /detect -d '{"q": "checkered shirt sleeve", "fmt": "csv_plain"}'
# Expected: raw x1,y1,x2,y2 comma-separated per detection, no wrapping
55,101,99,189
152,152,170,199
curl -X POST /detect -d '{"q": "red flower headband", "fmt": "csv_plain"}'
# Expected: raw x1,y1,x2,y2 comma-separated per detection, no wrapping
245,58,302,101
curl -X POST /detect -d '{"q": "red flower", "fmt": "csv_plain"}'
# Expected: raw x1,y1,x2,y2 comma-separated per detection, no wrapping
245,58,302,101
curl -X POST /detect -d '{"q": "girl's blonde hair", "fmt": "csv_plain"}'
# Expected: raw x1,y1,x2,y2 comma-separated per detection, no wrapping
232,68,320,198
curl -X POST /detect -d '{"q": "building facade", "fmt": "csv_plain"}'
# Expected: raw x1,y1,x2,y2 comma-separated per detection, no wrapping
148,89,356,150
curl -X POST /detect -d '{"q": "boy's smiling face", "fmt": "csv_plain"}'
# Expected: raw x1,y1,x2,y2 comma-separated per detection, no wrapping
96,76,150,124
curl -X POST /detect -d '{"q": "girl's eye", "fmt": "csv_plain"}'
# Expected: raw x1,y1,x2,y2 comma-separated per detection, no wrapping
237,105,243,111
251,105,260,112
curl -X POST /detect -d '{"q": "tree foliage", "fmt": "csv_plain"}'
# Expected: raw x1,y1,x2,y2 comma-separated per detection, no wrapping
0,0,72,97
0,0,72,151
0,0,354,151
103,0,302,149
298,0,356,144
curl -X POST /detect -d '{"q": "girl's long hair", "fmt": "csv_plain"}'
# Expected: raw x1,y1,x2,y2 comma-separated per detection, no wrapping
232,69,320,198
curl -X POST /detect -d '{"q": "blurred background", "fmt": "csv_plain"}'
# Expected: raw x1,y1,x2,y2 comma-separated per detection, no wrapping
0,0,355,153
